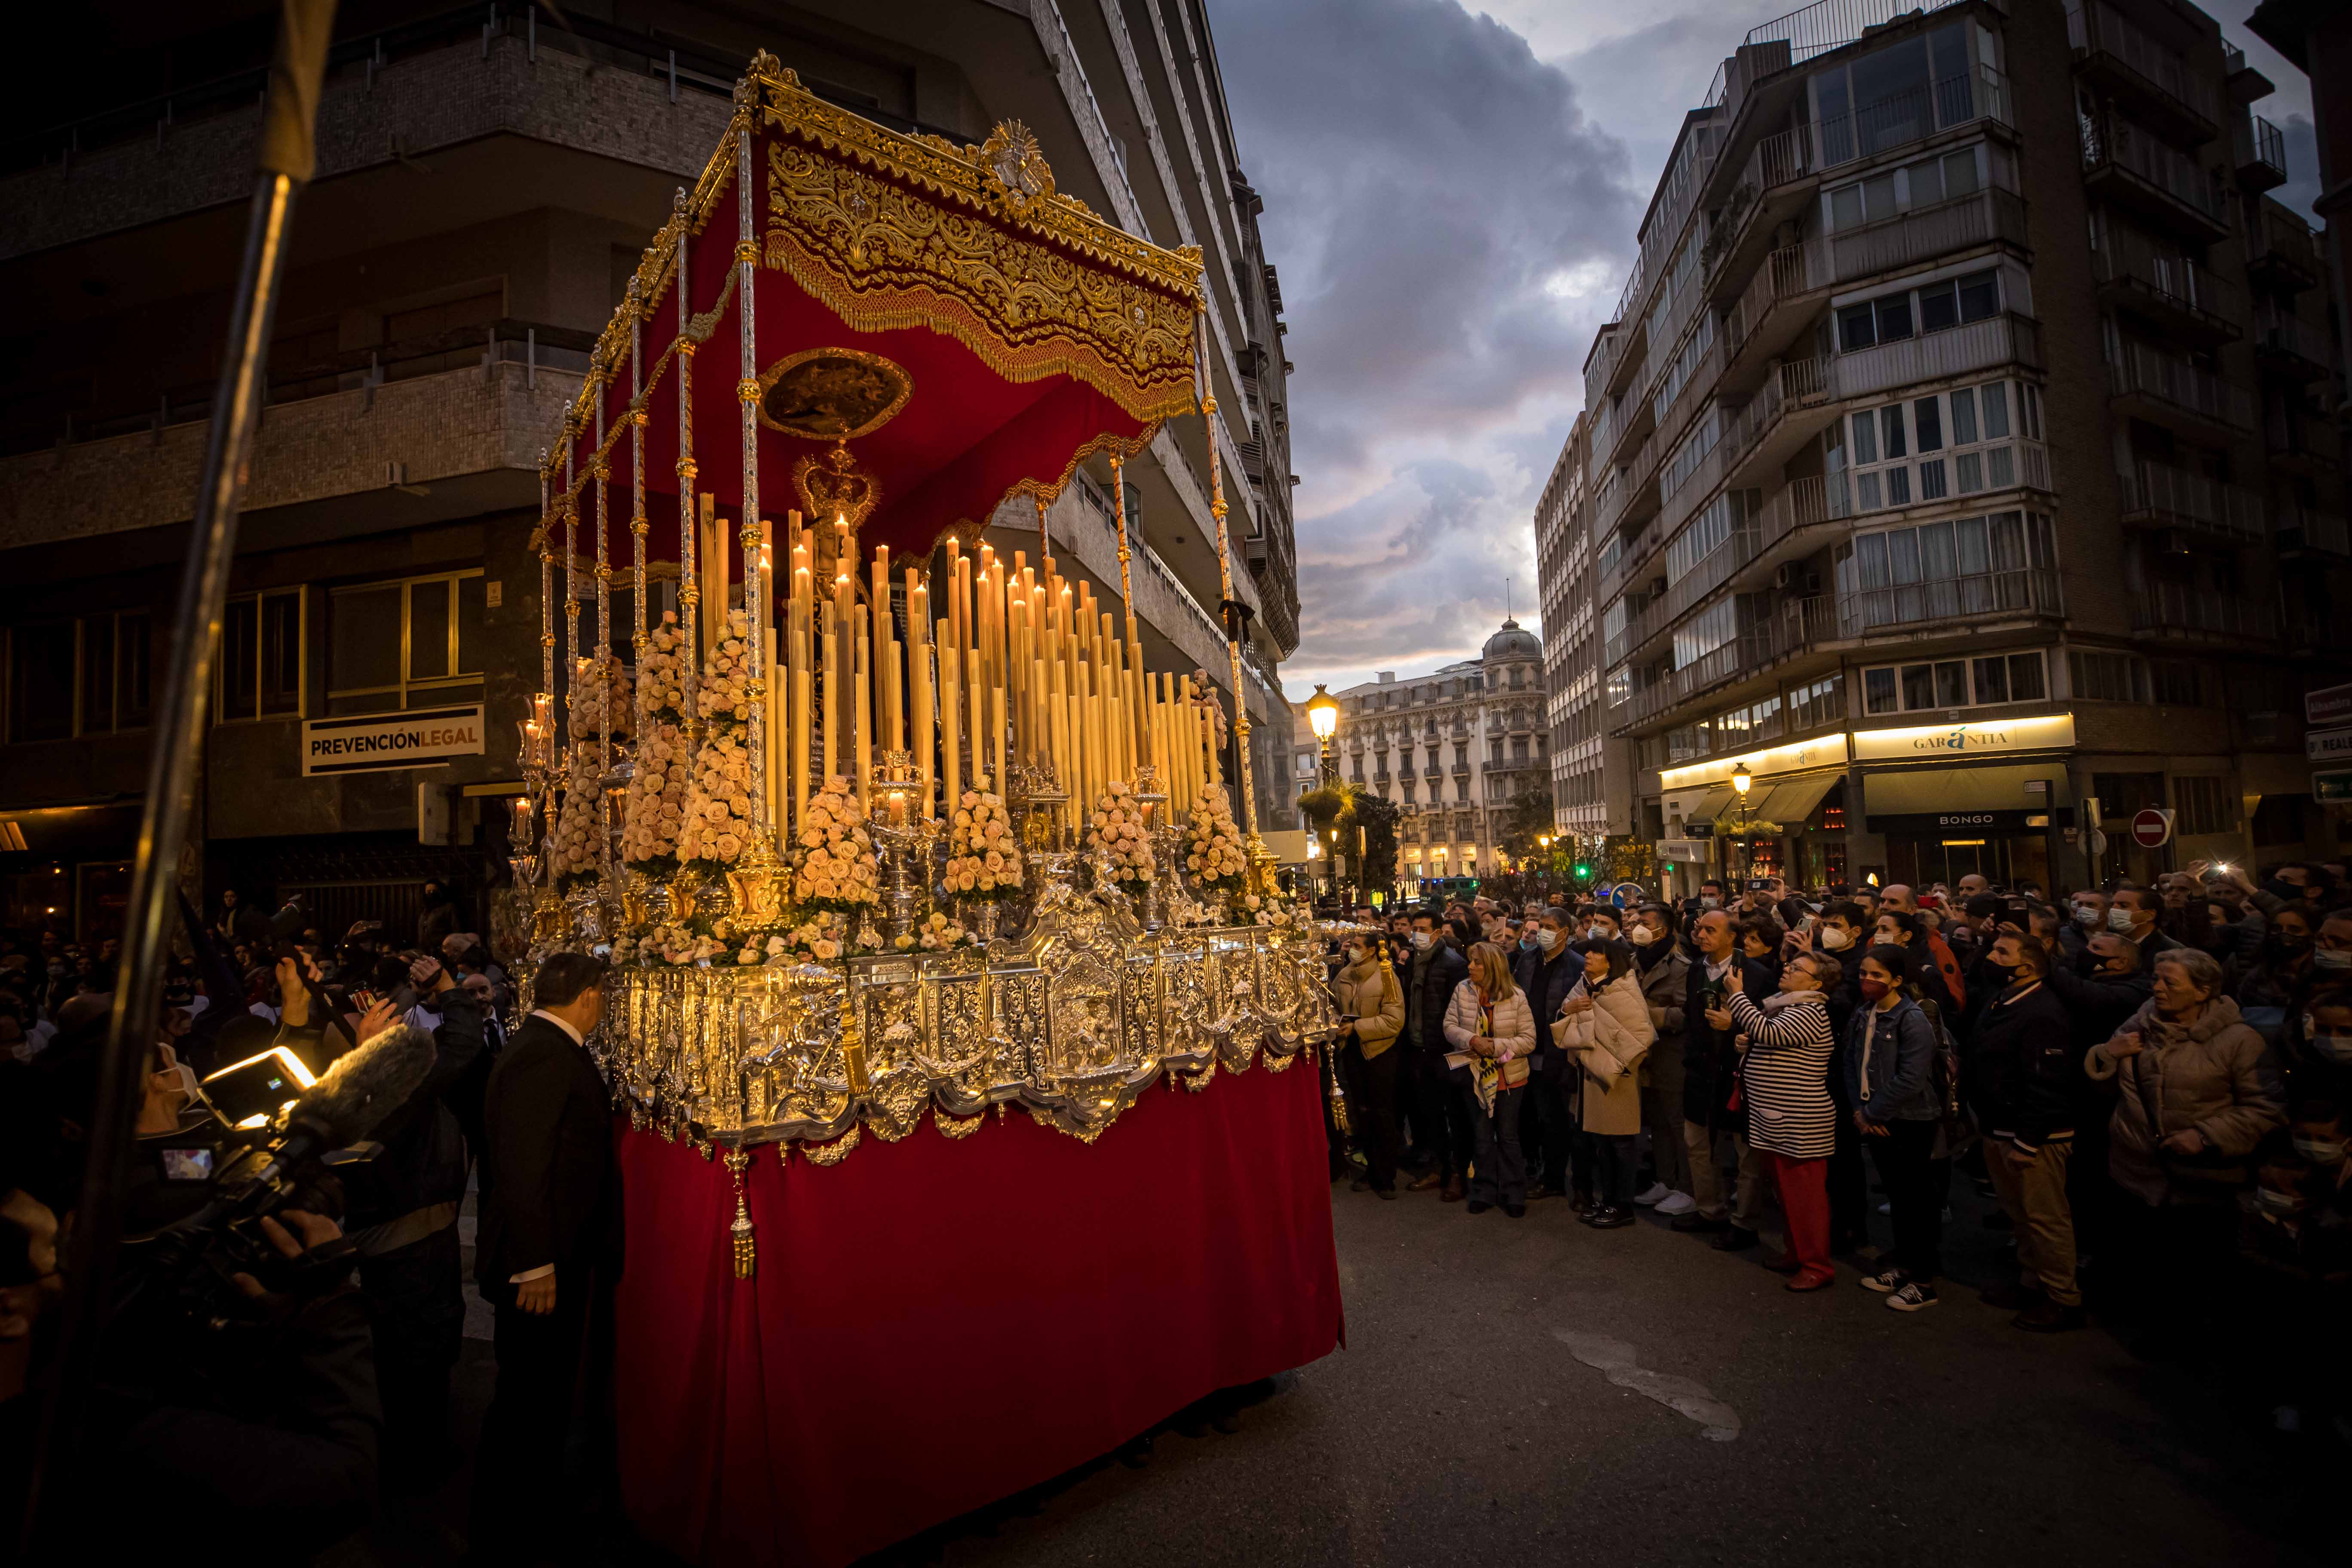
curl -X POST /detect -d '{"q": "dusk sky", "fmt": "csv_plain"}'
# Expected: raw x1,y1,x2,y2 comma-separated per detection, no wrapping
1218,0,2321,703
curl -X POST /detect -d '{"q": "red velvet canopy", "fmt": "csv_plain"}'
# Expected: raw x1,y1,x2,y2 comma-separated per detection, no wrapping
542,60,1204,572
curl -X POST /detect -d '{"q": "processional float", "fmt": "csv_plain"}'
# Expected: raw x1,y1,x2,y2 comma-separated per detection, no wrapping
509,55,1342,1247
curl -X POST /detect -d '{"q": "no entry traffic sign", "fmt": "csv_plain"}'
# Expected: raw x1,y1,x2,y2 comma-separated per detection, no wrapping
2131,808,2173,848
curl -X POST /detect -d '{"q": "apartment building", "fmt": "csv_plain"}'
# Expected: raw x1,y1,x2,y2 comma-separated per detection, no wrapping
0,0,1300,943
1535,409,1633,858
1325,622,1547,882
1577,0,2347,899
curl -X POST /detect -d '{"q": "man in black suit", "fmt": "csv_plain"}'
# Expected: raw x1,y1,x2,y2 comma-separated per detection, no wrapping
469,950,619,1554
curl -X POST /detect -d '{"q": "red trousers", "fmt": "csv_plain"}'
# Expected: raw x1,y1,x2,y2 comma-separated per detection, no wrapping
1762,1151,1832,1278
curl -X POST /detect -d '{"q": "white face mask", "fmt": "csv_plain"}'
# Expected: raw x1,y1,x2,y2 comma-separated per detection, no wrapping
2315,947,2352,971
1820,925,1852,950
1700,897,1723,910
1588,924,1613,942
2107,907,2138,932
1411,931,1433,951
2292,1134,2347,1165
2305,1023,2352,1064
1535,928,1560,952
2073,905,2101,927
1344,947,1366,965
1629,926,1658,946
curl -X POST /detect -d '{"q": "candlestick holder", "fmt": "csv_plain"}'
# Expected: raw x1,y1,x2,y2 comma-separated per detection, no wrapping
1011,759,1077,921
866,749,937,948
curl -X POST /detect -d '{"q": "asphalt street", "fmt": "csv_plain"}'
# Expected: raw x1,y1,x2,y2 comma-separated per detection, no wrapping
334,1172,2331,1568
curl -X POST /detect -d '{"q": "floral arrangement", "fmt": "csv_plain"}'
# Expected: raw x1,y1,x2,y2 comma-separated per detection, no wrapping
673,611,757,876
549,741,608,889
897,910,969,952
779,908,851,963
944,778,1022,901
793,775,880,916
1088,778,1154,895
636,611,692,723
619,721,692,873
625,920,721,968
570,650,636,739
1184,784,1247,892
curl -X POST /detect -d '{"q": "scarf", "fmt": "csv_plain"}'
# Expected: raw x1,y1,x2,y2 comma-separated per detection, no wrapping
1469,990,1501,1116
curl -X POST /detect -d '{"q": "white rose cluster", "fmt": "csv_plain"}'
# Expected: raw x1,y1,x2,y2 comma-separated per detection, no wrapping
1184,784,1247,890
636,611,692,722
782,909,850,963
570,651,636,740
671,612,760,872
792,775,879,910
727,932,800,968
548,741,608,887
943,778,1021,900
696,611,756,726
1087,778,1154,887
620,720,693,868
627,921,717,968
914,910,968,951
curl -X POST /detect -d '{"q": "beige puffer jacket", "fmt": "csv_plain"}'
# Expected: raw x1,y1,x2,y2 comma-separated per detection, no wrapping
2086,993,2286,1207
1443,980,1537,1090
1556,973,1655,1136
1331,952,1404,1059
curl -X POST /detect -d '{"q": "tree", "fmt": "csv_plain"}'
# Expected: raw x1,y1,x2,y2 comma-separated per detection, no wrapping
1294,783,1400,903
1351,786,1400,903
1497,784,1556,864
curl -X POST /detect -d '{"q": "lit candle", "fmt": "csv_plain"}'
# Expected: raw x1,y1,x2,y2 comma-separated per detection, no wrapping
937,616,959,813
821,597,839,788
854,611,872,802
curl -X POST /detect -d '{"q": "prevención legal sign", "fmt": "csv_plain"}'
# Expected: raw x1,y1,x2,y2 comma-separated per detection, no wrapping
301,705,486,777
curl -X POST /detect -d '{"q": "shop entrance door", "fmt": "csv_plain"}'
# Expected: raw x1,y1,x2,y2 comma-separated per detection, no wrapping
1886,834,2050,891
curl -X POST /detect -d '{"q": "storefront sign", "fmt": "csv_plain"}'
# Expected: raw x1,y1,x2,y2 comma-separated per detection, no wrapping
301,705,486,777
1657,838,1712,864
2307,682,2352,728
2316,770,2352,805
1866,809,2051,835
2305,725,2352,764
1658,733,1850,790
1850,712,2076,762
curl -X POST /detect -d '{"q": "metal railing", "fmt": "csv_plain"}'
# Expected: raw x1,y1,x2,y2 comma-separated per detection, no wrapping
2236,114,2287,183
2067,0,2219,130
1839,313,2044,402
2250,204,2325,281
1841,566,2063,636
2129,585,2277,640
2278,503,2351,556
1617,595,1839,731
2116,460,2266,542
2107,341,2255,429
2089,226,2239,324
2255,307,2333,371
2081,113,2226,224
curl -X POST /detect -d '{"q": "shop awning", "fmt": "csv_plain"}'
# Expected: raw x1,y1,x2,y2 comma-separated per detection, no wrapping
1670,784,1737,832
1864,763,2067,829
1746,771,1841,830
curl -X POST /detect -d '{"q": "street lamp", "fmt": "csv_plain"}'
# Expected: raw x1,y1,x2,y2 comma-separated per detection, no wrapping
1730,762,1752,887
1305,683,1339,787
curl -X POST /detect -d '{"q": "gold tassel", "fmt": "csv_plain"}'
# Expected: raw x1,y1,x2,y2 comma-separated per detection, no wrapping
724,1146,756,1279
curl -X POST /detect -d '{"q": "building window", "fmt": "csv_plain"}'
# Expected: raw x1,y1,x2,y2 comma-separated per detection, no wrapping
2148,659,2205,707
1840,511,2055,632
8,612,157,742
2173,775,2235,836
1828,379,2037,518
1810,21,1984,167
1788,674,1844,732
1834,268,1998,355
327,570,487,715
8,623,74,742
1861,649,2044,716
2069,650,2149,704
217,588,306,723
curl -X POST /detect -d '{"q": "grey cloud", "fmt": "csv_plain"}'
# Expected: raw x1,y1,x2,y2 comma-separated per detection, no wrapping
1216,0,1640,692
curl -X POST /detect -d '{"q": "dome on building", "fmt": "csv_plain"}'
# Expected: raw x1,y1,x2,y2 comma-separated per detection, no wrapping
1480,617,1540,663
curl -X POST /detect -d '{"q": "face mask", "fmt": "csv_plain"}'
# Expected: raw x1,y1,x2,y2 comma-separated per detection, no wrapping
1344,948,1365,965
1820,926,1851,950
2073,906,2100,928
2313,947,2352,972
2275,931,2312,951
1700,897,1723,910
1519,936,1538,952
2256,1187,2303,1218
1629,926,1657,946
1982,959,2015,985
2107,907,2138,932
1412,932,1433,951
2291,1135,2347,1165
2306,1029,2352,1064
1588,924,1612,942
1535,928,1559,952
1858,977,1893,1001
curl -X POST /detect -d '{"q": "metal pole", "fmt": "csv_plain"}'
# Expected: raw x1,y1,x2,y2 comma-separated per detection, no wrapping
24,1,337,1551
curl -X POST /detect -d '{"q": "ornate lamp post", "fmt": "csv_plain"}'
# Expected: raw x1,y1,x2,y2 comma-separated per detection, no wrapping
1306,684,1340,787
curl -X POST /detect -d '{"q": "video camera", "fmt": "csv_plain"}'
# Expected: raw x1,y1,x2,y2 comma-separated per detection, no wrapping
119,1021,437,1328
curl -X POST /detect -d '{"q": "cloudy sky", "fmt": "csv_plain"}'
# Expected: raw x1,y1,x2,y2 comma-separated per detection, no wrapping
1216,0,2320,702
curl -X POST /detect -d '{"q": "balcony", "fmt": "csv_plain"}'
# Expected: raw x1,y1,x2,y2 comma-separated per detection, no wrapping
2080,115,2229,241
1832,312,2044,405
2277,503,2351,558
2090,230,2240,346
2248,205,2324,292
1841,564,2064,640
2234,114,2288,190
1705,66,2014,295
1722,188,2031,383
2254,309,2333,383
1613,595,1840,733
2067,0,2220,144
2264,405,2339,473
2129,585,2278,643
2107,343,2254,434
1423,764,1442,780
2116,461,2265,544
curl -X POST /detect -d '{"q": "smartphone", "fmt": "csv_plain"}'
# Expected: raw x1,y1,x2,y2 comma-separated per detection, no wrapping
158,1146,215,1182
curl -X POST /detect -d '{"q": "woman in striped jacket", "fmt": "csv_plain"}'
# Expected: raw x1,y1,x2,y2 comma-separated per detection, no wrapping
1724,950,1844,1291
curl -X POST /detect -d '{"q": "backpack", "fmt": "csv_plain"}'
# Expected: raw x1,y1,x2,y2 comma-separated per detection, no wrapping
1916,994,1963,1126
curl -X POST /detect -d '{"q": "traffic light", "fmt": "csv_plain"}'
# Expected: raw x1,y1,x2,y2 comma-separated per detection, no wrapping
1572,861,1592,880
